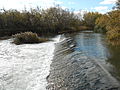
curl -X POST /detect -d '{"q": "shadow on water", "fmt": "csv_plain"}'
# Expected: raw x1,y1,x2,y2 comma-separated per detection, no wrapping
107,46,120,81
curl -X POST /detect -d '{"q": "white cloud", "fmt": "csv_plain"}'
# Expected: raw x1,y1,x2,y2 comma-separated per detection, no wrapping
91,6,110,14
74,10,88,19
61,6,67,10
74,10,88,14
0,0,63,10
93,6,108,11
100,0,117,5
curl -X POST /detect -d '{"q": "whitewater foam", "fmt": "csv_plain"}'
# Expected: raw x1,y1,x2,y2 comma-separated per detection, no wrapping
0,36,60,90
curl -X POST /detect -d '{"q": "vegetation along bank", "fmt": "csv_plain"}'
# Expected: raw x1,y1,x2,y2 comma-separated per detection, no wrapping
0,0,119,45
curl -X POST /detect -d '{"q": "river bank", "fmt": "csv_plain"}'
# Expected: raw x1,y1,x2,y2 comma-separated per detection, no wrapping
47,33,120,90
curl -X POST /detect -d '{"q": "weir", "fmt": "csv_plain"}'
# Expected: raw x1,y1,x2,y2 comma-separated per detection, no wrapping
47,32,120,90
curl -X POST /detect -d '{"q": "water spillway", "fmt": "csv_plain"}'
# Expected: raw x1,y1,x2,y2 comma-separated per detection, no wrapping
0,32,120,90
47,32,120,90
0,36,60,90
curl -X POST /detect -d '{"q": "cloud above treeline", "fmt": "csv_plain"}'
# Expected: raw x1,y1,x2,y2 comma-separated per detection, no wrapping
0,0,63,10
100,0,117,5
0,0,118,14
91,0,117,13
93,6,108,11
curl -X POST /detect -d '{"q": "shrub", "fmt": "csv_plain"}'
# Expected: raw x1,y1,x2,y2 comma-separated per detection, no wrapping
12,32,48,45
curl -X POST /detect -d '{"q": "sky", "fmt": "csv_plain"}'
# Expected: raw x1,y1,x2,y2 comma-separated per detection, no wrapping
0,0,117,13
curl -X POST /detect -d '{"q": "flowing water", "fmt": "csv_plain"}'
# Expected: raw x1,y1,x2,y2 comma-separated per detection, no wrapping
0,31,120,90
69,31,120,81
47,31,120,90
0,36,60,90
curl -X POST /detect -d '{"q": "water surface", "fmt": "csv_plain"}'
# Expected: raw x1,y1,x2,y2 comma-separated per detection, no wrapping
0,36,60,90
65,31,120,81
47,31,120,90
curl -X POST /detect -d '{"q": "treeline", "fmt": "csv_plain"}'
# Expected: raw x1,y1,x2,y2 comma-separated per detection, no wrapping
83,10,120,45
0,0,119,45
0,6,81,36
95,10,120,45
82,0,120,45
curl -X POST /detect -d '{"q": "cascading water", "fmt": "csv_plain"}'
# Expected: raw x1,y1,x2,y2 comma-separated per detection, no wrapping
0,36,60,90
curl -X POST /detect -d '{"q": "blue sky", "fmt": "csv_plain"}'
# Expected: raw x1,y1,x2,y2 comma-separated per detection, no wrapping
0,0,117,13
60,0,117,13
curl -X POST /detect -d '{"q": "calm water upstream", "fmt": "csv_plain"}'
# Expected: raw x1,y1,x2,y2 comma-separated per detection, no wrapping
47,31,120,90
66,31,120,81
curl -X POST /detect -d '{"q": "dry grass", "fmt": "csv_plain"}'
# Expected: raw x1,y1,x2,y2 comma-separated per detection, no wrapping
12,32,49,45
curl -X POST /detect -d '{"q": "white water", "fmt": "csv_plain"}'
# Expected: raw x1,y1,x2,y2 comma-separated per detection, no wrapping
0,36,60,90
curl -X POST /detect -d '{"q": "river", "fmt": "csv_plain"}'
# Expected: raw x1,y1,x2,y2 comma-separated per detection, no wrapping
47,31,120,90
70,31,120,81
0,31,120,90
0,36,60,90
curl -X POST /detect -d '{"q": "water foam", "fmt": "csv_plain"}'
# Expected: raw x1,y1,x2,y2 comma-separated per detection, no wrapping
0,36,60,90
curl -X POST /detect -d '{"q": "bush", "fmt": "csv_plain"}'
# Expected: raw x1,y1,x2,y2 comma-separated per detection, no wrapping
12,32,48,45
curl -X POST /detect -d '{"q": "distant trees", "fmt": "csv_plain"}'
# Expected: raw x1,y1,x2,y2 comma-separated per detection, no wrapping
0,6,81,36
106,10,120,45
105,0,120,45
0,4,119,45
83,12,102,29
94,14,109,33
113,0,120,10
94,10,120,45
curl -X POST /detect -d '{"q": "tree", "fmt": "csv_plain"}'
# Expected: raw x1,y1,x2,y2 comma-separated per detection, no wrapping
94,14,109,33
0,6,81,36
83,12,102,29
113,0,120,10
106,10,120,45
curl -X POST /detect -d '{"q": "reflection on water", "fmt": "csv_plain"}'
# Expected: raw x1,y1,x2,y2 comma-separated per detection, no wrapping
65,31,120,81
74,33,109,60
107,46,120,80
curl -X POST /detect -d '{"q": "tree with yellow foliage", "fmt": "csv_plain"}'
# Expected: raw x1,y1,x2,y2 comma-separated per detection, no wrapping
106,10,120,45
83,12,102,29
94,14,109,33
